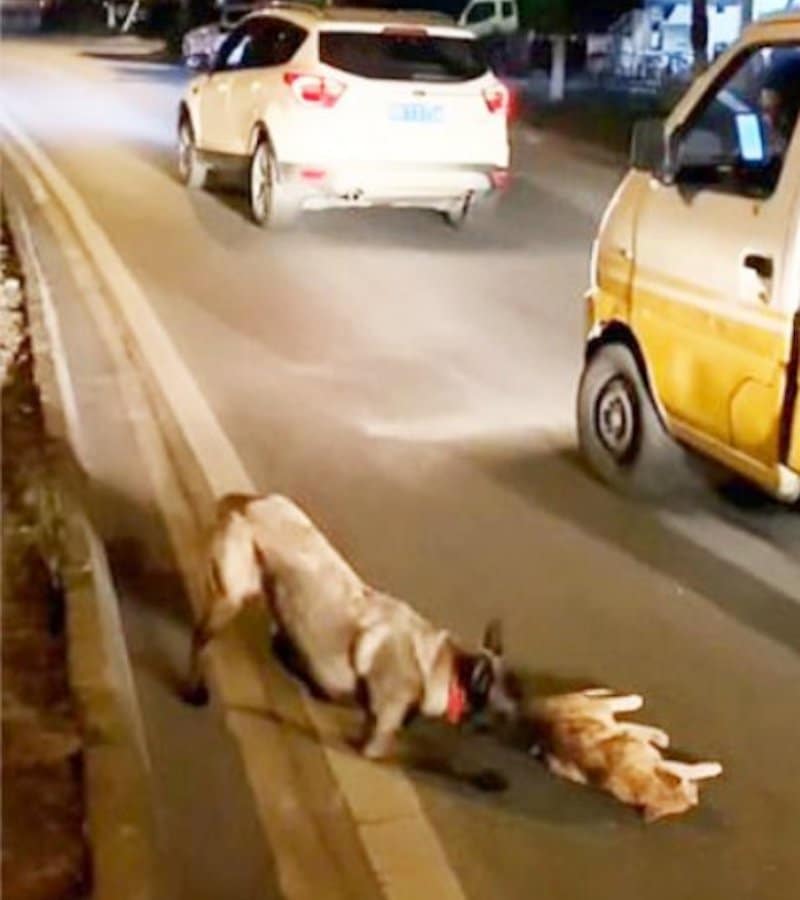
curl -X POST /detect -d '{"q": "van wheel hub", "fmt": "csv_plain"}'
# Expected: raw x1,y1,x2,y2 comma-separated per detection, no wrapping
596,375,638,463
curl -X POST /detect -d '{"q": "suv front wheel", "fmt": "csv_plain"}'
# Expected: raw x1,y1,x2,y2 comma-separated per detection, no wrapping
577,343,684,498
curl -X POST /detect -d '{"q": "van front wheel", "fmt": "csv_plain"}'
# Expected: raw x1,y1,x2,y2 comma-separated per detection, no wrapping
577,343,681,498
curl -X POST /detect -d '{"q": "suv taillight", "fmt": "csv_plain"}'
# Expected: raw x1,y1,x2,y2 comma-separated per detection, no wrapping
483,84,510,116
283,73,346,108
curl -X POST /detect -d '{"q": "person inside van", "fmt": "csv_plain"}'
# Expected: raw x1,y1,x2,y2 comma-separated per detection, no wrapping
759,52,800,160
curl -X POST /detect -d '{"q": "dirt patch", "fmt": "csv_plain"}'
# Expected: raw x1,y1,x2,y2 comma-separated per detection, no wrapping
2,208,91,899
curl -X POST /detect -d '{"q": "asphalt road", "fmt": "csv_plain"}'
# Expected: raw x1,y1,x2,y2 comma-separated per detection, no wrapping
3,35,800,900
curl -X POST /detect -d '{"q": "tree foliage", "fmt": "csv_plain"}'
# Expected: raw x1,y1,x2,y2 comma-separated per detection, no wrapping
517,0,638,33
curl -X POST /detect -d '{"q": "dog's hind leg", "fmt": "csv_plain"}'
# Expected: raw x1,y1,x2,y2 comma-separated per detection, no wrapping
602,694,644,714
659,760,723,781
545,755,589,785
618,723,670,748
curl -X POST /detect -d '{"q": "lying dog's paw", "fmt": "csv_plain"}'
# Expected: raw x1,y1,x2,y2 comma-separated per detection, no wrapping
181,683,210,707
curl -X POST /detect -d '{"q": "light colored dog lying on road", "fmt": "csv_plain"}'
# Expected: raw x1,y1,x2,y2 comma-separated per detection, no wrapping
526,689,723,821
184,493,512,759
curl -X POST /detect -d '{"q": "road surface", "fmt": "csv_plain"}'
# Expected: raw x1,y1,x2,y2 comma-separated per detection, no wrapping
2,34,800,900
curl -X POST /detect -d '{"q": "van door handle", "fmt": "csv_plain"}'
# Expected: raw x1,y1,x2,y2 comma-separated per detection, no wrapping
743,254,773,279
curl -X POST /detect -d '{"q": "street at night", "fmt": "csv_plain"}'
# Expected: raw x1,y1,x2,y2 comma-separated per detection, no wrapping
2,18,800,900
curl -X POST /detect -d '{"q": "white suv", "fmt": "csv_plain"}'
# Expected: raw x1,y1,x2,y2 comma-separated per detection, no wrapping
178,2,511,227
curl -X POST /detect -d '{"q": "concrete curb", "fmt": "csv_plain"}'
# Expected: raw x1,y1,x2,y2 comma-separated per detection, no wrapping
7,202,159,900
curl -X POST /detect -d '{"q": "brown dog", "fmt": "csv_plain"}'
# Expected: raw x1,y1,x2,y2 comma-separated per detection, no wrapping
526,689,723,822
184,493,513,759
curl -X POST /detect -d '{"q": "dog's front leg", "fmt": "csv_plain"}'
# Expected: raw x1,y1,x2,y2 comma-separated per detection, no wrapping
183,598,243,706
362,697,413,760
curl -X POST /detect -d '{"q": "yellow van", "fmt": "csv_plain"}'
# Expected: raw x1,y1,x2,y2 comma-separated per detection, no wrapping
577,11,800,502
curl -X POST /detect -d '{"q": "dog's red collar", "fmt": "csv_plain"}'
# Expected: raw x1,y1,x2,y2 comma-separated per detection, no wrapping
446,677,467,725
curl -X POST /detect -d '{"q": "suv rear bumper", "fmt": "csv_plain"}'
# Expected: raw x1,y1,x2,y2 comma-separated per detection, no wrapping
278,162,508,210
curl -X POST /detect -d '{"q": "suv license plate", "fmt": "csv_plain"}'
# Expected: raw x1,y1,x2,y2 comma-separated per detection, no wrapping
389,103,444,124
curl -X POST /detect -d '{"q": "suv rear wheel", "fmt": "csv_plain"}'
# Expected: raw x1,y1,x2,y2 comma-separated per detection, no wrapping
178,118,209,189
577,343,685,498
249,138,298,229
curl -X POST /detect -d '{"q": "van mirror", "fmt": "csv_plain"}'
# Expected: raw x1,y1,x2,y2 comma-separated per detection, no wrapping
187,52,213,72
630,117,668,174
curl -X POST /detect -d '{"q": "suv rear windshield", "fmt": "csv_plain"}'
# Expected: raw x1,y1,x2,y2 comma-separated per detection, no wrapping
319,31,488,82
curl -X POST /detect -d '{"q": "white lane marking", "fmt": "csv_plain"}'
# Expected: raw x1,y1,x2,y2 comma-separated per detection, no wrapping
662,509,800,605
363,414,572,449
1,109,468,900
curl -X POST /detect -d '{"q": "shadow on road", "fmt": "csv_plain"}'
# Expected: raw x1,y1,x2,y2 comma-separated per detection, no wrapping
130,134,597,254
47,432,196,690
230,691,663,830
299,177,593,254
469,441,800,658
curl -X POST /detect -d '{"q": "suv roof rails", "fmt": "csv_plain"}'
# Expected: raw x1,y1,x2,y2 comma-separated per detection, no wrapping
325,4,456,25
254,0,327,14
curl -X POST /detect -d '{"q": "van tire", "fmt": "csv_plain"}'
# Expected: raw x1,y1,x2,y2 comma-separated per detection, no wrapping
577,343,683,498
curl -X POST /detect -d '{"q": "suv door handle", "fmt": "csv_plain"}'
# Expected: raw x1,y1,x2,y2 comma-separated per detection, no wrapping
743,254,773,279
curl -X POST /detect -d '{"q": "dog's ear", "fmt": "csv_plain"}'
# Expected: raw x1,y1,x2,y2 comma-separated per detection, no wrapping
482,619,503,657
467,654,495,709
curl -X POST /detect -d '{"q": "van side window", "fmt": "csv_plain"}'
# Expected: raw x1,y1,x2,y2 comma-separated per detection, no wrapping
675,43,800,199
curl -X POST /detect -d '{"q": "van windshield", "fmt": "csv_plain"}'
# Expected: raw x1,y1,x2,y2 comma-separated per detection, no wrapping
676,44,800,198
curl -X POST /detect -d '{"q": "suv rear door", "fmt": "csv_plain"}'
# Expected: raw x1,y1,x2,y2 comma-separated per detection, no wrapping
316,27,506,165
